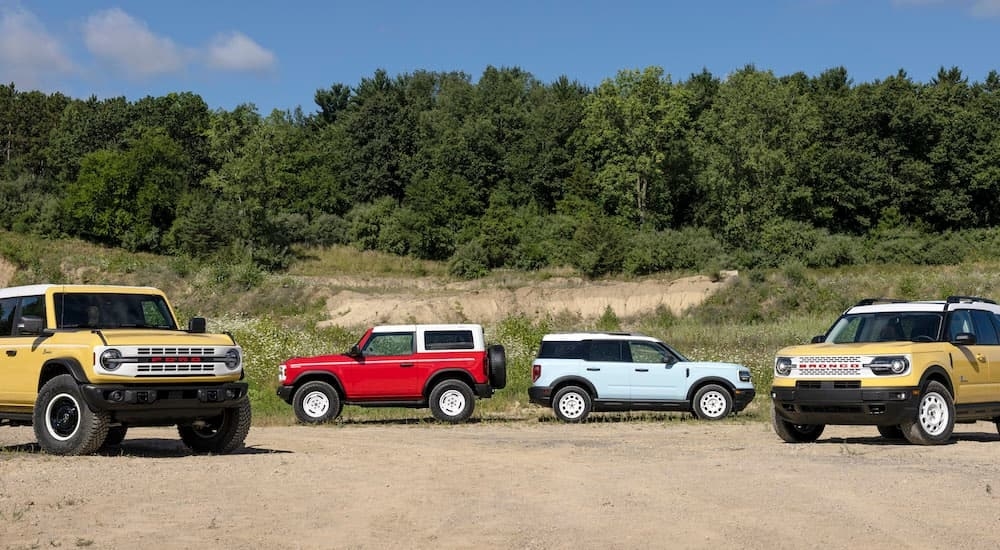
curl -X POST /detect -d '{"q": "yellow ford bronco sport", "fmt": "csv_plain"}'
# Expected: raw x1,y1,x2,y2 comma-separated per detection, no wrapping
0,284,250,455
772,296,1000,445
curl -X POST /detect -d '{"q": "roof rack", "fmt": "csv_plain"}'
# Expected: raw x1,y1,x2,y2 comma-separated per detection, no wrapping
854,298,909,307
945,295,997,305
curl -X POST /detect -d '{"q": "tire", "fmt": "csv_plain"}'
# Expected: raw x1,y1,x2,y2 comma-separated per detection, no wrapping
552,385,592,423
877,424,905,440
487,345,507,389
901,381,954,445
178,398,252,454
33,374,109,455
101,425,129,447
692,384,733,420
771,405,825,443
292,381,342,424
429,380,475,423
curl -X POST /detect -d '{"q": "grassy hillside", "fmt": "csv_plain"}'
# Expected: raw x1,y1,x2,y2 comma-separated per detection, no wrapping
4,231,1000,424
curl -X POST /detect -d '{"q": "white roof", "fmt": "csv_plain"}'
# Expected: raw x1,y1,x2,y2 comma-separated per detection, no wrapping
371,324,483,333
0,284,163,300
542,332,658,342
849,300,1000,314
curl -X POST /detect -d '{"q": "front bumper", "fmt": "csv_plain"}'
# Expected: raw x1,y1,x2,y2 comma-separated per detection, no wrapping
771,383,920,425
732,388,756,412
81,382,248,411
277,385,294,403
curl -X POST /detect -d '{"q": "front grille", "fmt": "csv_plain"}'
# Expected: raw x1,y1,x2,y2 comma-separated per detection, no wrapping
797,381,822,389
135,347,219,376
833,380,861,389
136,364,216,375
801,405,863,414
137,347,214,355
796,380,861,390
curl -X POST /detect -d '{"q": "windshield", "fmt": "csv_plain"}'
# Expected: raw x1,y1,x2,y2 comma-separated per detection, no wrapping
54,292,177,330
823,312,942,343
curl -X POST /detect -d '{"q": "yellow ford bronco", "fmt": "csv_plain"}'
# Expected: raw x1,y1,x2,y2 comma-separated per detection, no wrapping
772,296,1000,445
0,284,250,455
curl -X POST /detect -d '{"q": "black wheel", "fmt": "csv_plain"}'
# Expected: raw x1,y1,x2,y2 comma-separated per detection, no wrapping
692,384,733,420
33,374,109,455
101,425,129,447
178,398,252,454
771,405,825,443
552,385,592,423
429,380,475,423
487,345,507,389
292,381,342,424
877,425,905,440
901,381,954,445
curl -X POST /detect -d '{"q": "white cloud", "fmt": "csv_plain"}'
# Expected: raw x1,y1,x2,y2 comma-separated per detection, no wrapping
206,32,276,72
83,8,185,77
891,0,1000,17
0,7,74,87
969,0,1000,16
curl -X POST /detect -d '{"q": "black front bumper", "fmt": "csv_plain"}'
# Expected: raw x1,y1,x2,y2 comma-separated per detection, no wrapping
277,385,294,403
82,382,249,412
771,384,920,425
732,388,756,412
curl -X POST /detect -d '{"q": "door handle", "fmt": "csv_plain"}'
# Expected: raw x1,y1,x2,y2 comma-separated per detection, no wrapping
635,368,649,372
977,354,987,363
586,367,600,371
5,350,14,357
400,363,414,368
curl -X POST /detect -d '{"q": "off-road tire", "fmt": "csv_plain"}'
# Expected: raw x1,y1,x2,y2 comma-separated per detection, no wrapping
692,384,733,420
552,385,592,423
429,380,475,423
877,425,905,440
487,345,507,389
901,381,954,445
292,381,342,424
178,398,252,454
33,374,109,455
101,425,129,447
771,405,825,443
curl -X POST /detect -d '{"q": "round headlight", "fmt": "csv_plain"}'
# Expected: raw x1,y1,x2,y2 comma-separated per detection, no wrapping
775,357,792,376
890,357,908,374
100,349,122,371
224,348,241,370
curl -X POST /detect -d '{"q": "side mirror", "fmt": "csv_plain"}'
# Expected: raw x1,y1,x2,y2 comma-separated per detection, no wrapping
17,316,44,335
188,317,207,334
810,335,826,344
953,332,977,346
347,344,361,357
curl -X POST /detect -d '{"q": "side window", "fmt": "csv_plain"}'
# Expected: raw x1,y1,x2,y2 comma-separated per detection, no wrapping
971,310,1000,345
14,295,46,335
424,330,474,350
538,341,584,359
363,332,414,356
0,297,16,336
587,340,623,362
948,310,974,341
629,342,669,364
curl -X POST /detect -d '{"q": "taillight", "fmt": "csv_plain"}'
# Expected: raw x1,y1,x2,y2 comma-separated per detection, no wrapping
532,364,541,382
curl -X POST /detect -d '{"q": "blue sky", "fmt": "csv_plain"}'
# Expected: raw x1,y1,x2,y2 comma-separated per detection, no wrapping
2,0,999,114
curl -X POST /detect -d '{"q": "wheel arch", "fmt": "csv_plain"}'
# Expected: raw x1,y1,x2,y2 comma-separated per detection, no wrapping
920,365,953,395
549,376,598,398
289,371,346,399
38,358,89,391
685,376,736,403
423,369,477,397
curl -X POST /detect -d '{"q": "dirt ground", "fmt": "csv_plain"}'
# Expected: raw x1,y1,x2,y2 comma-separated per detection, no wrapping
3,419,1000,550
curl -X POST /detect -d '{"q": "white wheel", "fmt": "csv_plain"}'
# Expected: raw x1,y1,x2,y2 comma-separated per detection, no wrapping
437,389,467,417
693,384,733,420
301,390,331,418
917,392,949,436
902,381,954,445
552,386,592,422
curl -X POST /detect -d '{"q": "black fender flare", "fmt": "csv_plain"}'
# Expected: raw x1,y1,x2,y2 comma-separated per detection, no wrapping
423,369,478,397
685,376,736,402
920,365,953,395
288,371,346,398
38,358,90,390
548,376,599,399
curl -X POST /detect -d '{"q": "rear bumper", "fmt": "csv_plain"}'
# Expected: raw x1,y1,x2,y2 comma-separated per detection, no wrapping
528,386,551,407
771,384,919,425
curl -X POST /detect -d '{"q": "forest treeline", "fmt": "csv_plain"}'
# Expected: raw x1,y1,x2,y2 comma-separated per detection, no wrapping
4,64,1000,278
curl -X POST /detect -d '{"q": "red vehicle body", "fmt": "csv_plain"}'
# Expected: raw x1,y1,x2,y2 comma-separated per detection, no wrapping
277,324,506,423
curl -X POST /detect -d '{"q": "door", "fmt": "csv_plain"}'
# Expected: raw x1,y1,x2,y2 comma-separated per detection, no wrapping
0,296,47,407
947,310,991,403
350,331,422,398
627,340,687,401
582,340,631,400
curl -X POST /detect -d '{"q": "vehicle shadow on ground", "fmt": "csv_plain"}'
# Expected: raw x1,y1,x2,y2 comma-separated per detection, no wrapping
815,431,1000,446
1,440,288,457
335,416,529,426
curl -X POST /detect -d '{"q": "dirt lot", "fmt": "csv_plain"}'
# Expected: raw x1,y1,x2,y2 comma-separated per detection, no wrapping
2,419,1000,549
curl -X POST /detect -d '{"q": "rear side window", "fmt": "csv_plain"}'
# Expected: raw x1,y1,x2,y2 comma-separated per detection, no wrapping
0,297,16,336
424,330,474,350
15,295,46,335
538,341,585,359
587,340,624,362
971,310,1000,345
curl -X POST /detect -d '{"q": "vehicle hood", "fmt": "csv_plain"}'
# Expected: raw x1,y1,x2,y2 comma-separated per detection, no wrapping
677,361,746,371
285,353,356,367
97,329,238,347
777,341,919,356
